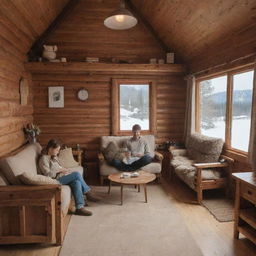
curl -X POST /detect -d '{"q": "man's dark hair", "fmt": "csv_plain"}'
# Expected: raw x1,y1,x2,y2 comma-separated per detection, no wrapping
132,124,141,131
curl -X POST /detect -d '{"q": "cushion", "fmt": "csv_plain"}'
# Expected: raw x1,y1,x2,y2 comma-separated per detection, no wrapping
58,148,79,168
99,159,161,176
61,185,72,216
0,143,42,185
0,172,8,185
187,133,224,163
68,166,84,176
171,149,187,157
18,172,59,185
102,142,124,162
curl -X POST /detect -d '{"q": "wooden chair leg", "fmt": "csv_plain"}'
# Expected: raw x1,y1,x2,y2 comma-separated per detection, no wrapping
100,176,104,186
197,187,203,204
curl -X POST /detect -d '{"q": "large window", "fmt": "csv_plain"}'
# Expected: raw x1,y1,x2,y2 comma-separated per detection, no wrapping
197,67,254,153
199,76,227,140
112,79,156,135
231,71,254,151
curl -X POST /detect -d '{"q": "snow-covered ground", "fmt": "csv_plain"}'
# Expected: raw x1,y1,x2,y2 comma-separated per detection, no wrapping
120,108,149,130
202,118,251,152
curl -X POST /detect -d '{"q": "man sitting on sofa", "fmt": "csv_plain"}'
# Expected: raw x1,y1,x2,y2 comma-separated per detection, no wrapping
110,124,152,172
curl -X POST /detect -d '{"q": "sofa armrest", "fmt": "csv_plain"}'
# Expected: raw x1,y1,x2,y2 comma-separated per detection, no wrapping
98,152,105,163
0,184,64,245
193,162,229,169
154,151,163,162
0,184,61,192
220,155,234,164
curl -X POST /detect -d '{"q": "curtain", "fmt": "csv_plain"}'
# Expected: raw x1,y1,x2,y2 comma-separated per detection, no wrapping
184,75,196,147
248,63,256,169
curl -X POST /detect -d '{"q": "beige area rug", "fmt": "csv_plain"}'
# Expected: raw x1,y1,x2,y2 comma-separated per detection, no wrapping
202,198,234,222
60,185,203,256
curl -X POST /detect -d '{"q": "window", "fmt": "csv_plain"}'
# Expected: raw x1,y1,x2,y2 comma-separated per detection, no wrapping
112,79,156,135
196,67,254,153
199,75,227,140
120,84,149,130
231,71,254,151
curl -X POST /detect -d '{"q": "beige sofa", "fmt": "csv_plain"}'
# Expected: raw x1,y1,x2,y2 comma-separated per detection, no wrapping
170,133,233,203
0,143,83,245
98,135,163,185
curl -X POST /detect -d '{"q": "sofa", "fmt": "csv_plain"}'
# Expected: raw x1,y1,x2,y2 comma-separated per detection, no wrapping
0,143,83,245
98,135,163,185
170,133,233,203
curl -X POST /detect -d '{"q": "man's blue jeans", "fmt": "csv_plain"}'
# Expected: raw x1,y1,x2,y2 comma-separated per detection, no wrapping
58,172,90,209
110,155,152,172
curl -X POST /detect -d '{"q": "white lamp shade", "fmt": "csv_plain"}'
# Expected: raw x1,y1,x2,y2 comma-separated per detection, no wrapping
104,8,137,30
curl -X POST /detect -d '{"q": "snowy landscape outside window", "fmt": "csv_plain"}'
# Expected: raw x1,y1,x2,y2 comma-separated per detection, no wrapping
197,68,254,153
231,70,253,152
119,84,149,130
199,75,227,140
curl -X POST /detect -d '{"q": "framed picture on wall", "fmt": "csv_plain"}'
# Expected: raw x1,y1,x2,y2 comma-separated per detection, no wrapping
48,86,64,108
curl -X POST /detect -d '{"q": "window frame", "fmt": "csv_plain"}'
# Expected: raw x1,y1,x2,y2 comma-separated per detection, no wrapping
195,65,254,157
111,78,156,136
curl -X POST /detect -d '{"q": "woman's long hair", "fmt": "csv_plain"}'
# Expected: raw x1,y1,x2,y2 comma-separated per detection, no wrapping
42,139,61,155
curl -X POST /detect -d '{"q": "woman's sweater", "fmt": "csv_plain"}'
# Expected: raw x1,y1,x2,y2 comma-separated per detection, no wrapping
39,154,67,179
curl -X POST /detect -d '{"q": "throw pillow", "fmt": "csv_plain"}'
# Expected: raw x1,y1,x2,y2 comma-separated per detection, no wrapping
18,172,59,185
103,142,125,162
58,148,79,168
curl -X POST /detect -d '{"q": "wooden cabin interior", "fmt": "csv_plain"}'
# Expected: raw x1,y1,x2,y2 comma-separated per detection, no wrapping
0,0,256,255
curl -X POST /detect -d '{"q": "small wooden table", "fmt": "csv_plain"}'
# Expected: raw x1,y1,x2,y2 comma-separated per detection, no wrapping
232,172,256,245
108,171,156,205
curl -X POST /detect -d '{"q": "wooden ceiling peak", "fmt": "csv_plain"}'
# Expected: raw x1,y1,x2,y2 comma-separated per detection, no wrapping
131,0,256,72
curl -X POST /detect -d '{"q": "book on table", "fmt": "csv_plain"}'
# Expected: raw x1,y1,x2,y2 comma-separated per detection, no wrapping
120,172,140,179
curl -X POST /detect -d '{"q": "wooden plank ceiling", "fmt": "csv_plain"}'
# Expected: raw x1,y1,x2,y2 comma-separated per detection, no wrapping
44,0,166,64
131,0,256,72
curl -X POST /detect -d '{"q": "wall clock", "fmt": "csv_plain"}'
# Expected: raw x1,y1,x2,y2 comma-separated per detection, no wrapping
77,88,89,101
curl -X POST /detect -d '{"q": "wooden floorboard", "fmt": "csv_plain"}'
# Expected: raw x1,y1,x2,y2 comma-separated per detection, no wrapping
0,177,255,256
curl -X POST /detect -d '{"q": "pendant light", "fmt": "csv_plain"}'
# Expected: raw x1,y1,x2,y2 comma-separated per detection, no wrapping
104,0,137,30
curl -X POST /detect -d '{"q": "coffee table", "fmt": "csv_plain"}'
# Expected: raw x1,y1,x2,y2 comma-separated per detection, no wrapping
108,171,156,205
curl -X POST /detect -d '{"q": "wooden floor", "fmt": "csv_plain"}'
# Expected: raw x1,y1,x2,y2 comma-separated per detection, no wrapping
0,176,256,256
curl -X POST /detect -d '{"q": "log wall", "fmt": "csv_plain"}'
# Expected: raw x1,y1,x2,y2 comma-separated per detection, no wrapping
0,0,68,156
28,63,186,183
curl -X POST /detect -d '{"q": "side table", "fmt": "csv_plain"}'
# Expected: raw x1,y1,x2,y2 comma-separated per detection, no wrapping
232,172,256,245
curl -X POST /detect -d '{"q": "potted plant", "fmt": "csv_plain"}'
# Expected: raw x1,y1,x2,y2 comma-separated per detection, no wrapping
24,123,41,143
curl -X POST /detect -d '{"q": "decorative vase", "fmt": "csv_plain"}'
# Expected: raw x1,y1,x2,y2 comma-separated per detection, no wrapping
28,136,36,144
42,45,57,60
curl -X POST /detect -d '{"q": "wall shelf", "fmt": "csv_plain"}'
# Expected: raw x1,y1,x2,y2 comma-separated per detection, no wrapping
25,62,186,75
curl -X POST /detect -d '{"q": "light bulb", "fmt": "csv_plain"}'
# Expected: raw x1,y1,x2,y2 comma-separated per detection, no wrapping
115,15,124,22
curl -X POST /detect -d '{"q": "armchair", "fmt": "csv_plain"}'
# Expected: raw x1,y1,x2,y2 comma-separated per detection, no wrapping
98,135,163,185
170,133,234,203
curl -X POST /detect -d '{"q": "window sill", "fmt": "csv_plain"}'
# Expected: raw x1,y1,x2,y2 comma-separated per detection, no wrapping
224,149,248,163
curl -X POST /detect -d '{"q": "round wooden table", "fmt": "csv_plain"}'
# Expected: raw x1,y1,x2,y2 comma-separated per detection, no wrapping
108,171,156,205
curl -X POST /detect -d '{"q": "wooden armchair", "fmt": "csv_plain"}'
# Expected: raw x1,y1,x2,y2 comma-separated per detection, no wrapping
170,133,234,204
193,155,234,203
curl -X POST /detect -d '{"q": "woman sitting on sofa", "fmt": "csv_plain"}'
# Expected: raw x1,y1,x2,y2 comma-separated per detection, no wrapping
39,139,98,216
